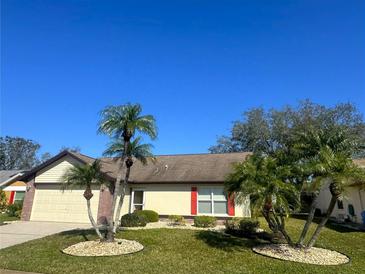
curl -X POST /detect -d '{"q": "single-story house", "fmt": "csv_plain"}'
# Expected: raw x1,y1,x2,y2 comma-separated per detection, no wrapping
0,170,27,205
16,150,251,224
316,159,365,224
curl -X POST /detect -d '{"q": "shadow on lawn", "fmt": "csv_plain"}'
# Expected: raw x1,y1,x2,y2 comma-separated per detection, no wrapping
58,228,96,241
196,231,265,252
291,216,363,233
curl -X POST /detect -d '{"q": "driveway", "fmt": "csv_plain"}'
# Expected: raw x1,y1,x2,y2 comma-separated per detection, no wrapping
0,221,91,249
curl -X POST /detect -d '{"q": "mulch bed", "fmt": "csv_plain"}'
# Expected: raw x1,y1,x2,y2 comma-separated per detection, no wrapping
62,239,144,257
252,244,350,265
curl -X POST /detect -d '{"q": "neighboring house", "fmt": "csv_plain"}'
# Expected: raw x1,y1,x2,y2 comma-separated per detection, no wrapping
15,150,251,224
0,170,27,204
316,159,365,224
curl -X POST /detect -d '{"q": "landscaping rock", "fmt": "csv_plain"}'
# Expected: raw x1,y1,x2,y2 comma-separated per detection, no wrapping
253,244,349,265
62,239,144,257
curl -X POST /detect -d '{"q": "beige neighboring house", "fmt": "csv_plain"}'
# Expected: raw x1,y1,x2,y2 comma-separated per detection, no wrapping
15,150,251,224
316,159,365,224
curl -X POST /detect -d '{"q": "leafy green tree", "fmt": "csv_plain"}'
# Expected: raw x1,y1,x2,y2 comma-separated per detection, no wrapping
209,101,365,157
0,136,41,169
104,136,155,228
62,160,106,239
98,103,157,241
226,154,300,245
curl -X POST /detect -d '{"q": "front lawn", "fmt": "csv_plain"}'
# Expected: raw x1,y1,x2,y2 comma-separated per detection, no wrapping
0,218,364,274
0,213,19,224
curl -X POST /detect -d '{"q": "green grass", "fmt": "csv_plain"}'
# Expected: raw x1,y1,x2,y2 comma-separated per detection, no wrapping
0,213,19,224
0,218,364,274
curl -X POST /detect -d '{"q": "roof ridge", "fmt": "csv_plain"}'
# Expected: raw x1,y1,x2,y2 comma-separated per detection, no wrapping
99,151,250,159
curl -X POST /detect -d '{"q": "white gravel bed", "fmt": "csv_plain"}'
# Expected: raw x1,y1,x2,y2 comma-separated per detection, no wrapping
62,238,144,257
120,221,225,231
253,244,349,265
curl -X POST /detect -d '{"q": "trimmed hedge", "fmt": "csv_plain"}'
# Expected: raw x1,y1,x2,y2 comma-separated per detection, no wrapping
194,216,216,228
120,213,147,227
134,210,159,223
225,218,260,237
168,215,186,226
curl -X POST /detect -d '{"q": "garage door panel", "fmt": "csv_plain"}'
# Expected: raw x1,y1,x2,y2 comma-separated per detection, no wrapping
31,188,100,223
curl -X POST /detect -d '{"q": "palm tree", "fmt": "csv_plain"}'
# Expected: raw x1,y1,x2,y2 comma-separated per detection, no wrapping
98,103,157,241
104,136,155,229
294,127,365,247
62,160,105,240
305,147,365,248
226,155,300,245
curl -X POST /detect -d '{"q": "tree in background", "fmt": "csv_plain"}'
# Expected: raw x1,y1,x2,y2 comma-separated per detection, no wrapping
209,100,365,158
0,136,41,170
59,146,81,153
98,103,157,241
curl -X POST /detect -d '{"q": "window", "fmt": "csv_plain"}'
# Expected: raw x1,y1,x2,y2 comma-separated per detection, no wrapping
198,187,227,215
132,190,144,211
14,191,25,202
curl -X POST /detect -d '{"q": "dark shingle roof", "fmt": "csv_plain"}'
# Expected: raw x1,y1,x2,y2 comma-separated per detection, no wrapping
0,170,24,185
96,152,251,183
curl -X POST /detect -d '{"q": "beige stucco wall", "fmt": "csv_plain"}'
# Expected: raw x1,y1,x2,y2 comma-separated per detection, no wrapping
31,184,100,223
317,182,365,224
123,184,250,217
31,155,251,220
35,155,83,183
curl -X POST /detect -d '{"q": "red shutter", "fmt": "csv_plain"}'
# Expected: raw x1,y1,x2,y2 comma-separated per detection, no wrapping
9,191,15,204
228,193,235,216
191,187,197,215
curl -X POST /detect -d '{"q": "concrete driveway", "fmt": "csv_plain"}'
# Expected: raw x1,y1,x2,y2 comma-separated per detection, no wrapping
0,221,91,249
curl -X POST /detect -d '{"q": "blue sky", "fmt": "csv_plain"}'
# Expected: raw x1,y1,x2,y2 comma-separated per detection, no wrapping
1,0,364,157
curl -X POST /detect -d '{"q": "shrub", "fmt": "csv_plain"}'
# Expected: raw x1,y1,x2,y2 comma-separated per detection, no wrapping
239,218,259,234
120,213,147,227
194,216,216,228
225,217,242,232
225,218,260,237
134,210,159,223
7,202,23,217
168,215,186,226
0,190,7,212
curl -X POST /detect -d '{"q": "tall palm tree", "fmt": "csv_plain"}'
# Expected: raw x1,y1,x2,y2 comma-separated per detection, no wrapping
305,147,365,248
98,103,157,241
62,160,105,239
226,155,300,245
104,136,155,231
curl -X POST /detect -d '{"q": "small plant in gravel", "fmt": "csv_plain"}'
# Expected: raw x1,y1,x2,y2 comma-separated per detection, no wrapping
120,213,147,227
194,216,216,228
168,215,186,226
134,210,159,223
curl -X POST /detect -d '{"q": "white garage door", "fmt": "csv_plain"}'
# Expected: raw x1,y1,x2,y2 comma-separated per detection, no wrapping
31,185,100,223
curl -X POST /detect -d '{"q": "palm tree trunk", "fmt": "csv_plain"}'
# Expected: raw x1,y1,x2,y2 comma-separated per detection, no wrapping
297,193,318,246
262,210,278,233
113,166,131,233
86,198,103,240
272,209,293,246
105,158,124,242
307,195,337,248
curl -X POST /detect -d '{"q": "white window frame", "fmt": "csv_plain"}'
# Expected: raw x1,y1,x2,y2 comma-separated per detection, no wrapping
130,189,145,212
197,186,228,216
